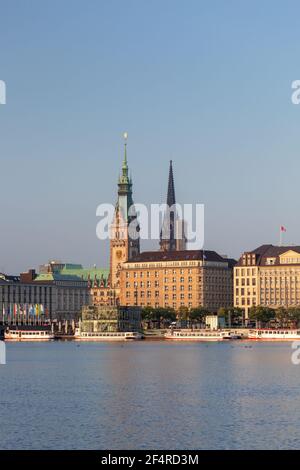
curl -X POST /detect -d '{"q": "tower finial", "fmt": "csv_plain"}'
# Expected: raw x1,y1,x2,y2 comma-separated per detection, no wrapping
123,132,128,167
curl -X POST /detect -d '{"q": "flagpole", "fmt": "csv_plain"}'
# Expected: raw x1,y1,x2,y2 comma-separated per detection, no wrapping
279,226,282,247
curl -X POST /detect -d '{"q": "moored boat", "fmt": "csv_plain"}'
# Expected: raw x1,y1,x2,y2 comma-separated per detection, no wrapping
5,326,54,342
165,329,225,341
74,329,143,341
248,329,300,341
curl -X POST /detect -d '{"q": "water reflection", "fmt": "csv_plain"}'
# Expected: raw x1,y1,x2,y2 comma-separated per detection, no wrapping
0,341,299,449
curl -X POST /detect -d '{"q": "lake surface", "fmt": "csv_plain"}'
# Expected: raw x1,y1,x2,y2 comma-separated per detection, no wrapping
0,340,300,450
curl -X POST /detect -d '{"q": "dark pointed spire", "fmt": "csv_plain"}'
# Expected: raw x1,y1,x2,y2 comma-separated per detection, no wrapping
160,160,177,252
167,160,176,207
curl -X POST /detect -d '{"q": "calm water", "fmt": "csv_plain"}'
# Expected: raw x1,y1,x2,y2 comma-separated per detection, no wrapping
0,340,300,450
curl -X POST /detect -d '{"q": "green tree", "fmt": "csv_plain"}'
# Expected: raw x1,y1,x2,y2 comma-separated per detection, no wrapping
249,306,275,328
189,307,209,325
275,307,288,327
218,307,230,326
141,307,176,329
286,307,300,327
159,307,176,323
177,306,190,323
141,306,155,321
218,307,244,327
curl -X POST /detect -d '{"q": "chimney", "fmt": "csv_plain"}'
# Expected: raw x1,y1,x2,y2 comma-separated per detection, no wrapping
20,269,36,283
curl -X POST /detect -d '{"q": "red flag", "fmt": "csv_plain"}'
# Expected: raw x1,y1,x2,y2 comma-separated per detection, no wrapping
280,226,287,232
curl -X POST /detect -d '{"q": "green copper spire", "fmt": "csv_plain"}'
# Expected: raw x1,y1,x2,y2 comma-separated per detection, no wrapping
116,132,135,223
119,132,130,183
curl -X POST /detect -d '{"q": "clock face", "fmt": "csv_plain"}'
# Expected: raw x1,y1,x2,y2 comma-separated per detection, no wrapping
116,250,122,260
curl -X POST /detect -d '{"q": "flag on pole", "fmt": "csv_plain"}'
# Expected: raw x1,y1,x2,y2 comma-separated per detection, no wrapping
280,226,287,232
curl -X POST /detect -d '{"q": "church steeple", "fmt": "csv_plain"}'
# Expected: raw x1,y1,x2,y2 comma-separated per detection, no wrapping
160,160,177,252
167,160,176,207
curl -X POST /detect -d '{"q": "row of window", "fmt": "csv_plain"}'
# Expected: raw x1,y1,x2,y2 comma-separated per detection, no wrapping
126,302,195,308
125,291,194,300
236,298,257,306
126,269,195,278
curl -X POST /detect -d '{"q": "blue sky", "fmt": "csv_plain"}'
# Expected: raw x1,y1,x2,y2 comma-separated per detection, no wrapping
1,0,300,273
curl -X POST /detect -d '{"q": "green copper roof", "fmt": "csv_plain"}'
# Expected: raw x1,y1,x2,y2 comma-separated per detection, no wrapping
35,264,109,284
35,273,85,282
60,266,109,282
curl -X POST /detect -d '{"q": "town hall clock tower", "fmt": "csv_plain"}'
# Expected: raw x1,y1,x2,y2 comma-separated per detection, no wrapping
110,133,140,290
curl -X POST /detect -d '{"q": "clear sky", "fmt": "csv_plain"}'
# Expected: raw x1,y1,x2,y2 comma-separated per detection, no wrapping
1,0,300,273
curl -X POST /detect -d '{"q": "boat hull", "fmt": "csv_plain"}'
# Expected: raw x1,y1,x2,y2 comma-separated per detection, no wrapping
5,333,54,342
165,331,224,341
165,336,224,341
248,330,300,341
74,332,143,342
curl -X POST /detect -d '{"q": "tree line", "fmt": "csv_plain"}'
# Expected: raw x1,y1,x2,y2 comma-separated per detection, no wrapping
141,305,300,329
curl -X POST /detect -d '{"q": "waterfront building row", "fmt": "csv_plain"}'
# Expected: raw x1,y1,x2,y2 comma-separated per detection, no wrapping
0,269,89,322
234,245,300,318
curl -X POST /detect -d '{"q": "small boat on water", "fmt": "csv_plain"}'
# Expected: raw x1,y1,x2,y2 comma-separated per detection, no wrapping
74,329,143,341
5,326,54,342
164,329,239,341
248,329,300,341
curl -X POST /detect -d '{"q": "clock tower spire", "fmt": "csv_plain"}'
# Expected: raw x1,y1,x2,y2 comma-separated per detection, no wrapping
110,133,140,290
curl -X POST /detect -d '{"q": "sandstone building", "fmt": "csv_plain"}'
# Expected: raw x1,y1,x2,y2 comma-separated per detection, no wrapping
234,244,300,318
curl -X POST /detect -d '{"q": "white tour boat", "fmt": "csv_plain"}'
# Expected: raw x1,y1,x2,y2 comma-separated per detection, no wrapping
248,329,300,341
5,327,54,342
165,329,226,341
74,329,143,341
